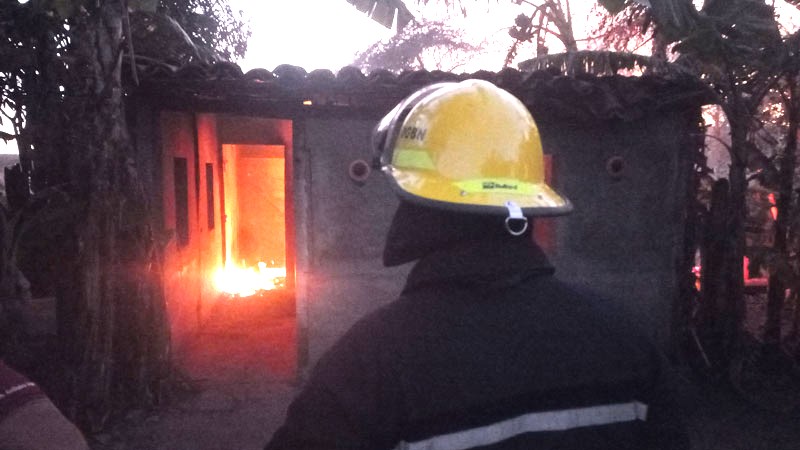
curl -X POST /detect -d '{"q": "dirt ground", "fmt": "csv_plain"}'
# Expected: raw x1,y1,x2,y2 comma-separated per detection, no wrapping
674,291,800,449
82,293,295,450
679,371,800,450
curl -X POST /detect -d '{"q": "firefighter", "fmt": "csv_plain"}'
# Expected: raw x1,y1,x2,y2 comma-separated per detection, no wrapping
264,79,690,450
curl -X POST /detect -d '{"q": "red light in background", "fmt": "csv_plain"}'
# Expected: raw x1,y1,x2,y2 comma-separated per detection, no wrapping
768,193,778,221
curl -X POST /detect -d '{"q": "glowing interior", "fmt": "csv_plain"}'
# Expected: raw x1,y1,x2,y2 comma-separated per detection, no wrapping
216,144,287,297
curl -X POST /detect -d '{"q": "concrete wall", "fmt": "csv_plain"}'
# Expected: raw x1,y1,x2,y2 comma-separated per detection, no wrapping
537,110,695,347
159,111,225,351
299,118,411,365
160,111,200,350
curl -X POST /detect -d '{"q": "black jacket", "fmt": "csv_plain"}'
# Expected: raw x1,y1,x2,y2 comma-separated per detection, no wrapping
265,239,690,450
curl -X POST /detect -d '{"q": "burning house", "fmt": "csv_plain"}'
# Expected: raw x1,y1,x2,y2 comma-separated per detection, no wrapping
129,64,712,378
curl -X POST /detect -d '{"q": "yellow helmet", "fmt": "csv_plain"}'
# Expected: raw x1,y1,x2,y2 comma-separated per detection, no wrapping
373,79,571,234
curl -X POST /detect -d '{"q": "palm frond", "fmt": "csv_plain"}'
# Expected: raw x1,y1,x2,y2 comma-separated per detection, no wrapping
346,0,415,30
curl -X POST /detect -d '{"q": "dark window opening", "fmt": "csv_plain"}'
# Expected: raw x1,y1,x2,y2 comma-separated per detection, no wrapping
174,157,189,247
206,163,215,230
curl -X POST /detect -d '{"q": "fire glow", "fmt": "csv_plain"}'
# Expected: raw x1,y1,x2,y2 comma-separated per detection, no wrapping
218,143,290,298
214,262,286,297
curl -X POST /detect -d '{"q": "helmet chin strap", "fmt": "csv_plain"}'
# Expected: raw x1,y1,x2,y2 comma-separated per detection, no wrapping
504,201,529,236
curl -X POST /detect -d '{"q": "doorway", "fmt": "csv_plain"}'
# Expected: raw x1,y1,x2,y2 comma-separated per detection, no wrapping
217,144,292,298
186,142,297,382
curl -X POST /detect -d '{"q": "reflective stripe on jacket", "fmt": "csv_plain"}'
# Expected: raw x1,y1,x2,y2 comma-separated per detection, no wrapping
395,401,649,450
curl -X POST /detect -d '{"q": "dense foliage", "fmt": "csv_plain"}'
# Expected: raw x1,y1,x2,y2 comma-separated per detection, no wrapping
0,0,249,432
156,0,250,62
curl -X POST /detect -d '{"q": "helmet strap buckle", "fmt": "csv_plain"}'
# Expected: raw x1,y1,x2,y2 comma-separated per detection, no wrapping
504,201,528,236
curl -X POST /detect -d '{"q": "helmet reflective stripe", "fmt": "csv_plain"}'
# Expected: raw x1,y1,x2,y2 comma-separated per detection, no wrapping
372,82,455,169
455,179,536,195
375,79,572,217
393,401,648,450
393,148,436,170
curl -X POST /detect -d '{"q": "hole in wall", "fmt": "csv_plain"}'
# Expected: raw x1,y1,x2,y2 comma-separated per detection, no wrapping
349,159,371,185
606,156,625,180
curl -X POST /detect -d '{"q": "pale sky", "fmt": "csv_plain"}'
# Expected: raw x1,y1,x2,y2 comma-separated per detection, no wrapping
229,0,395,72
232,0,525,73
232,1,598,73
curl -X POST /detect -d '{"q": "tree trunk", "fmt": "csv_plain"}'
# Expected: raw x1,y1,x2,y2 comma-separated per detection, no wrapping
764,80,799,352
548,0,578,52
59,2,170,431
699,178,731,368
675,116,706,362
647,24,670,76
697,99,750,374
723,110,749,364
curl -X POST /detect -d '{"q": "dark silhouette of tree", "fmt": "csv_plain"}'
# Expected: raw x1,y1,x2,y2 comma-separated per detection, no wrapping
157,0,250,62
0,0,249,431
504,0,580,64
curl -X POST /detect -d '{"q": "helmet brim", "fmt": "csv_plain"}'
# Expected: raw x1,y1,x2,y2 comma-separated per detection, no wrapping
385,166,573,217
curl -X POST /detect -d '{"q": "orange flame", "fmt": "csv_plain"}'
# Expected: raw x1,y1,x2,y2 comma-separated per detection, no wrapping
214,261,286,297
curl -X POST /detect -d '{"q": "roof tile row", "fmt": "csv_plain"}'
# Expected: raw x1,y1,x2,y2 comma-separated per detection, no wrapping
134,61,715,122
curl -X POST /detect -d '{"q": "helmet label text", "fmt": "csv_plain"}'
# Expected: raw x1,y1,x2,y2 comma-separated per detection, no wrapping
399,126,427,141
483,181,518,190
